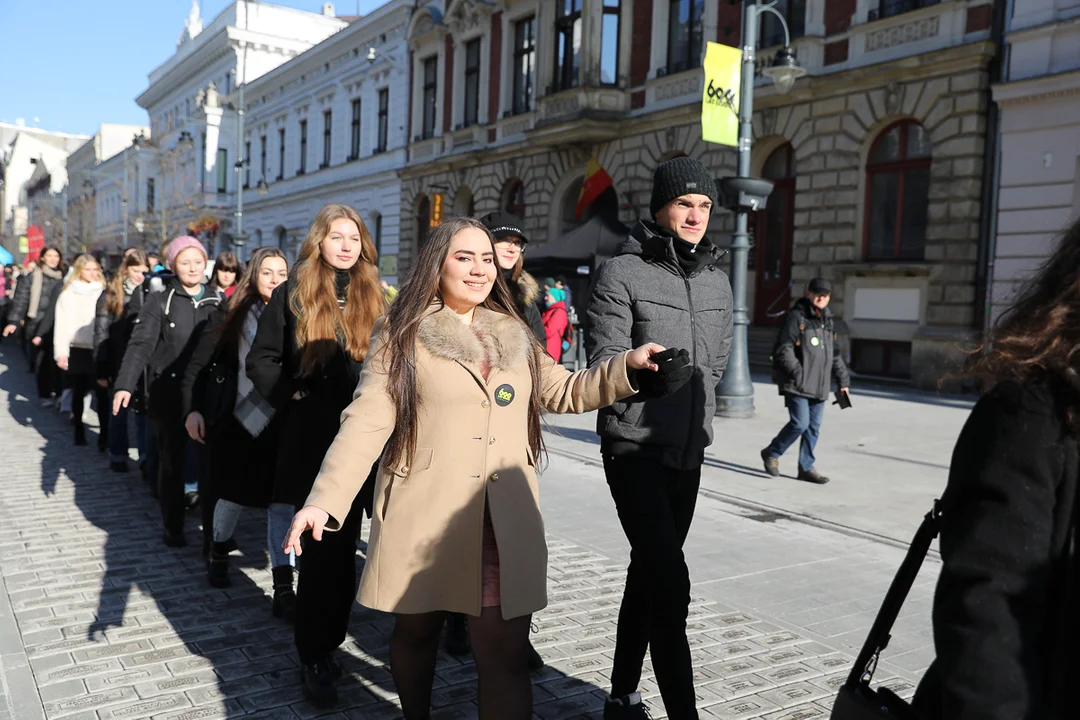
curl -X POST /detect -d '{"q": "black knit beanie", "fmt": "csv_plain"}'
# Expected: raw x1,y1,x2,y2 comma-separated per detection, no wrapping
650,156,718,219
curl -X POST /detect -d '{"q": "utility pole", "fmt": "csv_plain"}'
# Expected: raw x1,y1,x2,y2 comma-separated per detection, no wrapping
232,6,250,253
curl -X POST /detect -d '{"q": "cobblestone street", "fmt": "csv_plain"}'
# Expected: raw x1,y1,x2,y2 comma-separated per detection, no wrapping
0,347,960,719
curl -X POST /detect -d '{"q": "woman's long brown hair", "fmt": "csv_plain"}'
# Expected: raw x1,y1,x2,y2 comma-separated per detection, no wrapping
290,204,385,375
214,247,287,354
106,250,148,317
965,214,1080,428
378,216,545,472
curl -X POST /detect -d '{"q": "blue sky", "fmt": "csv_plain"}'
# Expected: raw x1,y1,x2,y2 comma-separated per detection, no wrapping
0,0,385,138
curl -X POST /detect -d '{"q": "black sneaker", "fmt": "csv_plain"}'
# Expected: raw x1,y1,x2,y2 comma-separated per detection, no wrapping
604,692,651,719
797,468,830,485
760,448,780,477
301,662,337,708
445,612,470,656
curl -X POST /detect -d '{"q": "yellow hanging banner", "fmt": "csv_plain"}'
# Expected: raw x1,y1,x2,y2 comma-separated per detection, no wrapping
701,42,742,147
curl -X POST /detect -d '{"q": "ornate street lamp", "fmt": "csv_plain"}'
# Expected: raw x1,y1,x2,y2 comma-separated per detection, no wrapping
714,0,807,418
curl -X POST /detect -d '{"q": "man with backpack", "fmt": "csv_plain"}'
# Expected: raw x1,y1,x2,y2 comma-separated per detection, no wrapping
762,277,851,484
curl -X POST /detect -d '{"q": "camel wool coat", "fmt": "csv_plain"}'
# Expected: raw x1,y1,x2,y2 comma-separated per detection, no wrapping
306,305,638,619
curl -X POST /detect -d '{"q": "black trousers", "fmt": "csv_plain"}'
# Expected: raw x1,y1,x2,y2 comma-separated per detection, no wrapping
154,412,190,536
604,454,700,720
36,338,61,400
67,349,108,441
294,489,368,665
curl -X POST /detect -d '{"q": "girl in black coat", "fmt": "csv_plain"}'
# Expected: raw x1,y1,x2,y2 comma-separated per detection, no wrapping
911,214,1080,720
113,237,223,548
3,246,65,403
94,250,149,472
481,211,545,343
246,203,385,708
182,248,295,617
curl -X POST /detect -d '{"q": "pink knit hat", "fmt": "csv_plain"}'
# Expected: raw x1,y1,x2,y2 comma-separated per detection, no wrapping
166,236,207,269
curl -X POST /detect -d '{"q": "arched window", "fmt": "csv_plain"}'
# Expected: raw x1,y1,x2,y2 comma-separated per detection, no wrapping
452,187,475,217
754,143,795,325
502,179,526,219
416,194,431,249
865,120,932,261
275,227,287,249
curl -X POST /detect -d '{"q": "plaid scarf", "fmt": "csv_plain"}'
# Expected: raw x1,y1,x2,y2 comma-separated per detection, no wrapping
235,304,276,437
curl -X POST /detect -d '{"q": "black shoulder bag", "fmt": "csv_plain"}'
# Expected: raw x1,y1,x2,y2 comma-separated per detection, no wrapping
830,501,941,720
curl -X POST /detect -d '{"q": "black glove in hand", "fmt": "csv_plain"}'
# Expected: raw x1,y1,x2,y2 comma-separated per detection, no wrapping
637,347,693,398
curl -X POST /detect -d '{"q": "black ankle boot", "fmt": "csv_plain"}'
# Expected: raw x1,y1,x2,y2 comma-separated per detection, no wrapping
300,660,337,708
207,542,231,588
272,566,296,623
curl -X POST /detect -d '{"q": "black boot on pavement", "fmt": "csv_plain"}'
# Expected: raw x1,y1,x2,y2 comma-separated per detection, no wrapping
527,641,545,671
300,661,337,708
271,566,296,623
760,448,780,477
207,542,231,588
797,468,830,485
604,692,651,719
74,423,87,446
445,612,470,656
162,529,187,548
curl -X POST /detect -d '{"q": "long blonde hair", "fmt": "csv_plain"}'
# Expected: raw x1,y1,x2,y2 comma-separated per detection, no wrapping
290,203,385,374
63,254,101,292
106,250,149,317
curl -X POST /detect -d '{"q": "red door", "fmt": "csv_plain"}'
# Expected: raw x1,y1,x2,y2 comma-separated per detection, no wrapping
754,145,795,326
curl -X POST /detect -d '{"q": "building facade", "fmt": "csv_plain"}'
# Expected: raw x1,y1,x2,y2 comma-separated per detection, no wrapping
988,0,1080,324
239,0,412,281
397,0,999,388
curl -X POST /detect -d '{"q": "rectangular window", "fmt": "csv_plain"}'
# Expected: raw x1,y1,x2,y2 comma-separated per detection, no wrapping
373,214,383,254
147,178,155,213
201,132,207,190
377,89,389,152
667,0,705,74
224,71,232,95
260,135,267,181
464,39,482,127
299,119,308,175
871,0,940,22
244,141,251,188
422,56,438,139
350,98,361,159
322,111,332,167
277,129,285,180
512,17,535,115
760,0,806,47
217,149,227,193
600,0,620,85
554,0,582,92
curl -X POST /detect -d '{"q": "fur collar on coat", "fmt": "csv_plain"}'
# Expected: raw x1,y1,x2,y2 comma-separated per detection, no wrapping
417,305,531,373
515,271,540,306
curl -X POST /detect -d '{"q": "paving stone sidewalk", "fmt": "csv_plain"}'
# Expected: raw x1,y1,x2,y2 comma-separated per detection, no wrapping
0,350,924,719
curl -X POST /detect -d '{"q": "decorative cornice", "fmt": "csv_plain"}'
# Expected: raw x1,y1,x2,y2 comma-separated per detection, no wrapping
992,70,1080,106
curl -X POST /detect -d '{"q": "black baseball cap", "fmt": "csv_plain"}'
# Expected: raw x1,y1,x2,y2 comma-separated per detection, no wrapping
808,277,831,295
480,211,528,244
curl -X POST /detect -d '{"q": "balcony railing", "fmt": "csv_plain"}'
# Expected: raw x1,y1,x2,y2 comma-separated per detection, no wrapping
868,0,941,22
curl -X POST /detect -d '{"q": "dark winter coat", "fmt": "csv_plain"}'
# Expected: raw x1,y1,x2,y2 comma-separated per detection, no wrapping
245,277,372,509
29,282,65,341
6,267,63,337
182,304,278,509
114,279,224,418
587,220,734,470
94,284,144,382
773,297,850,401
505,269,545,344
911,381,1078,720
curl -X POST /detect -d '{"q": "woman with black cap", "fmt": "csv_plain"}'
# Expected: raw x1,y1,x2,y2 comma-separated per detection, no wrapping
480,212,545,343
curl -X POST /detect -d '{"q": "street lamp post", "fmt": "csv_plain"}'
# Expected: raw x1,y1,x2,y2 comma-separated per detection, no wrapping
714,0,806,418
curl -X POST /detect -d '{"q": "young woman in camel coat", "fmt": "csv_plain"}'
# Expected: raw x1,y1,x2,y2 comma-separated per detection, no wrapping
284,217,674,719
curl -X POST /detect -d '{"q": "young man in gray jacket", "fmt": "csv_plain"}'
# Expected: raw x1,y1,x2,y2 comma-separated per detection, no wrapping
588,156,733,720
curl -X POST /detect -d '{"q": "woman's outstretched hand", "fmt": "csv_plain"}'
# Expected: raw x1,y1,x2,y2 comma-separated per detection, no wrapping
283,505,330,557
626,343,667,372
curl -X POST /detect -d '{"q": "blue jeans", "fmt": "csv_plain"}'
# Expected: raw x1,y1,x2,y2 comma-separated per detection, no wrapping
109,396,147,464
213,499,296,569
767,395,825,473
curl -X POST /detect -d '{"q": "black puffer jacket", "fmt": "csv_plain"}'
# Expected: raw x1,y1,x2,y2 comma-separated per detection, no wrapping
94,283,144,382
587,220,733,470
7,267,64,337
114,279,224,417
772,297,850,401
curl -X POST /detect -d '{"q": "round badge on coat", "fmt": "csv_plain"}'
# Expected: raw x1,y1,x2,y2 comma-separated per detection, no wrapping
494,384,515,406
810,336,820,347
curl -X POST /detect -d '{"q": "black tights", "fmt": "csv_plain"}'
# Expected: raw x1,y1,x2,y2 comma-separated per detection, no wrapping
391,608,532,719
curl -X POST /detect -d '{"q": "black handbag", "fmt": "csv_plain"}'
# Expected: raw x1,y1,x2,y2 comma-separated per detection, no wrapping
830,501,941,720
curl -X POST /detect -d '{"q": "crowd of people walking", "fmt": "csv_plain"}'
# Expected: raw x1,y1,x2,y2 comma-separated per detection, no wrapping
1,154,1076,720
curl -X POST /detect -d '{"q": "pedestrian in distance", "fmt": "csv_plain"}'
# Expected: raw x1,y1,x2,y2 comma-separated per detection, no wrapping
542,286,570,363
112,236,224,548
94,250,150,472
52,254,107,448
907,213,1080,720
283,216,682,720
246,203,385,708
481,211,545,344
4,246,66,405
182,248,296,615
587,155,734,720
208,251,240,298
761,277,850,484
